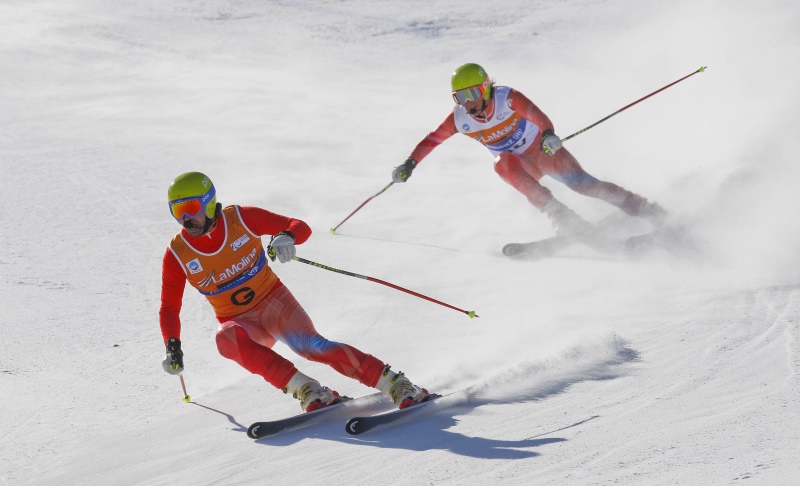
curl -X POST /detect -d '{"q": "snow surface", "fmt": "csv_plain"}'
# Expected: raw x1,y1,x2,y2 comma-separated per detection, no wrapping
2,0,800,484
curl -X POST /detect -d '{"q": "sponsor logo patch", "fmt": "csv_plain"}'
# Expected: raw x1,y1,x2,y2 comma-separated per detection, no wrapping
186,258,203,274
231,234,250,251
196,248,259,289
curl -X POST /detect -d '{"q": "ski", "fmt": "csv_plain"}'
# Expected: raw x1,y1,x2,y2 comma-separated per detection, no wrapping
625,232,660,253
504,227,682,259
624,226,694,257
247,392,387,439
502,210,685,260
502,235,571,259
345,393,443,435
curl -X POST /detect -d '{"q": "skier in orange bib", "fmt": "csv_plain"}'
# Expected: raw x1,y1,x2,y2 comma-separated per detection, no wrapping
159,172,428,412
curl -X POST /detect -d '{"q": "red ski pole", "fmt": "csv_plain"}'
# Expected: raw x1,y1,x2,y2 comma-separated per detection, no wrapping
561,66,707,143
286,253,478,318
179,374,191,403
330,182,394,234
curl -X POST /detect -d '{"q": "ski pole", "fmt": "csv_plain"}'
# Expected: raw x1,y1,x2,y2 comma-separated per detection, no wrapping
295,255,478,318
330,182,394,234
561,66,707,143
179,374,191,403
269,247,478,318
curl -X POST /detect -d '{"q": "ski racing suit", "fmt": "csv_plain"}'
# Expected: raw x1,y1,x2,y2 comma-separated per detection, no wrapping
159,205,386,391
408,85,647,213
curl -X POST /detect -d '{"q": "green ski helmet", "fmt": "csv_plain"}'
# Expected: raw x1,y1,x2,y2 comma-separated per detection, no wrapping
451,63,492,104
167,171,217,221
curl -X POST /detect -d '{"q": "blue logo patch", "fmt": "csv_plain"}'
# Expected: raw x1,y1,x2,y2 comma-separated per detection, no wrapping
187,258,203,274
462,124,470,131
231,234,250,251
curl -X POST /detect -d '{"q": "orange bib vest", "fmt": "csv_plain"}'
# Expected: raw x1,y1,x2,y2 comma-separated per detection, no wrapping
169,206,278,317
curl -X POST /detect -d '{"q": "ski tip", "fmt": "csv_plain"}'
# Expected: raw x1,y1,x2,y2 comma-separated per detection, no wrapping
345,418,360,435
344,392,444,436
247,424,261,439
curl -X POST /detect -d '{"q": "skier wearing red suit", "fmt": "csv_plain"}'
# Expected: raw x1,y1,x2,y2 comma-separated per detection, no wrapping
392,63,667,236
160,172,428,412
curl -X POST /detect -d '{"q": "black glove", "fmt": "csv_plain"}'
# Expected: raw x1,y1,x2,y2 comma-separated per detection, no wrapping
392,157,417,183
162,337,184,375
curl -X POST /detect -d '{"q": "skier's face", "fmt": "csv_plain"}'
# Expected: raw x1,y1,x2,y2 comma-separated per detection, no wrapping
463,96,491,120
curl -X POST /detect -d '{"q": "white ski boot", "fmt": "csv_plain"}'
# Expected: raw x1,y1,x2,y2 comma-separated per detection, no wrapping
376,365,429,409
284,371,340,412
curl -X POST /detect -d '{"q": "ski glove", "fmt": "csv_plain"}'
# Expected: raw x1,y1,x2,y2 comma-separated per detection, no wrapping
392,157,417,183
541,130,563,155
162,338,184,375
269,231,296,263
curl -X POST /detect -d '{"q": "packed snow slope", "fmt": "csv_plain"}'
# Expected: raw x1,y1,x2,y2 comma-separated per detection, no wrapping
2,0,800,484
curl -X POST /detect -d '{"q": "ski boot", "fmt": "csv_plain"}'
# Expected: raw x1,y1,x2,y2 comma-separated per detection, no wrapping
284,371,340,412
377,365,429,409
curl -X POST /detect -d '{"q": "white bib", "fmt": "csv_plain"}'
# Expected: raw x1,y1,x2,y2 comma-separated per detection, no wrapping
453,86,540,156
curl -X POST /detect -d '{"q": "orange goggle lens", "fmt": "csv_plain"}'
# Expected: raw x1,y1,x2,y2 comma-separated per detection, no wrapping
169,187,215,221
169,198,204,220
